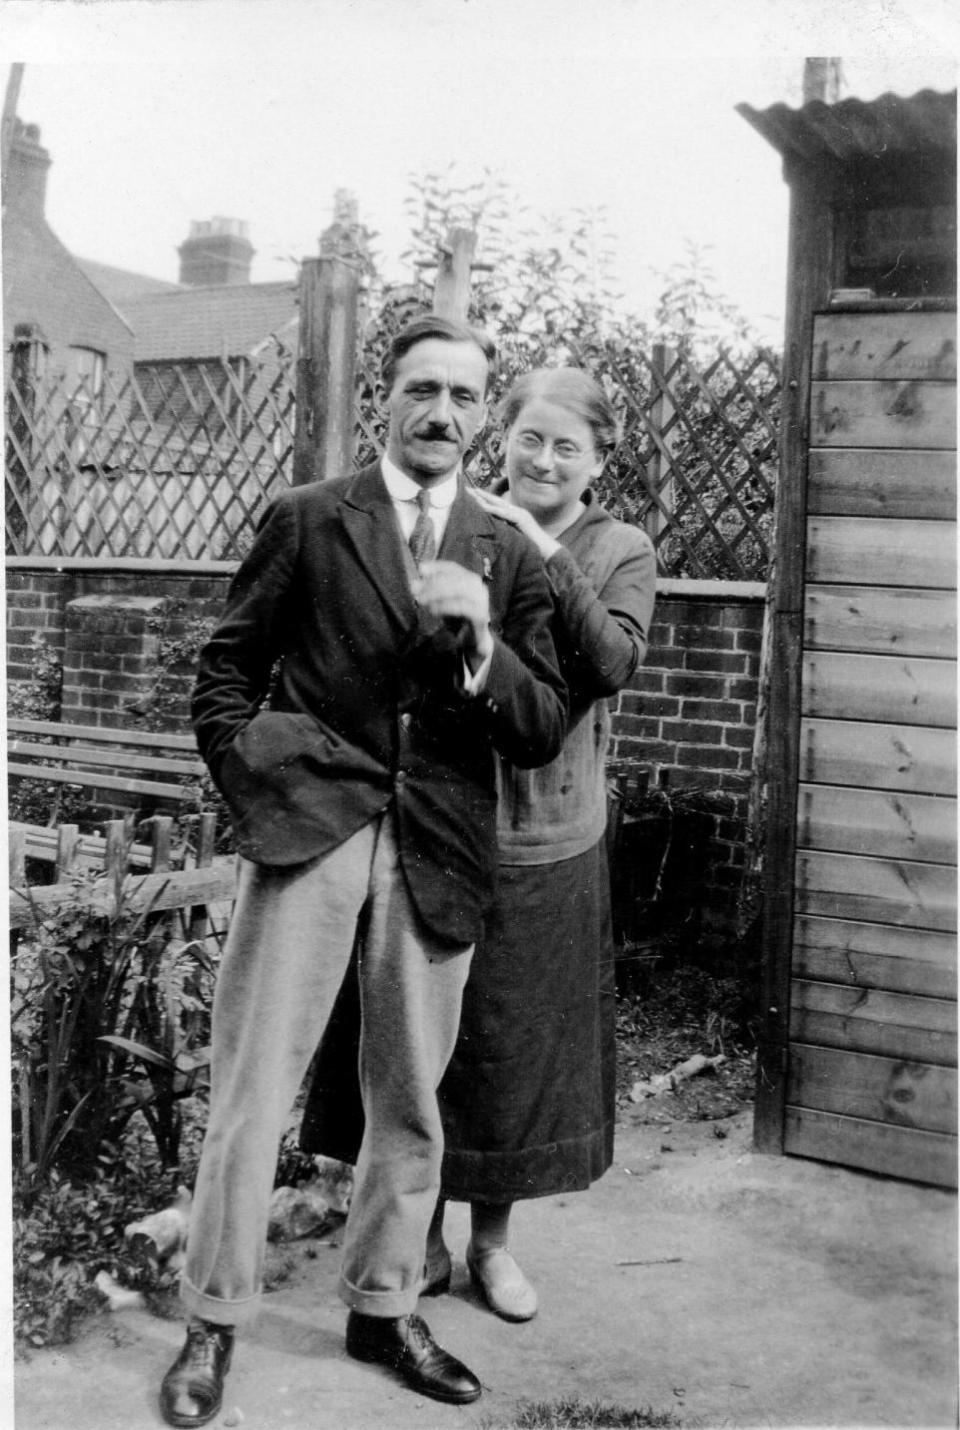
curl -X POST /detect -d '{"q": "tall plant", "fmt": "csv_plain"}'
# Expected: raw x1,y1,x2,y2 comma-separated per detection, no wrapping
11,858,215,1200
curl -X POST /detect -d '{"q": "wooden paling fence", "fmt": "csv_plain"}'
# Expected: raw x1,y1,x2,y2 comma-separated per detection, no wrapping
6,326,780,578
8,814,237,939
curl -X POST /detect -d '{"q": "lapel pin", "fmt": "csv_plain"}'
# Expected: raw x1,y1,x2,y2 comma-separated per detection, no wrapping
482,556,493,582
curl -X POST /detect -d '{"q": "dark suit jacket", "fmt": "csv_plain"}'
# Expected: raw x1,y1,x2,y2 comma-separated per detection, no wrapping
192,462,567,944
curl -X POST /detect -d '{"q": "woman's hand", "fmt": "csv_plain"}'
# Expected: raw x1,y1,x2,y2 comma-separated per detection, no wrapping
469,487,561,559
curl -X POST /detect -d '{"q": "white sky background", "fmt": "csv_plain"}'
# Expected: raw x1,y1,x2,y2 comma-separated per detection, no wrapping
1,1,958,348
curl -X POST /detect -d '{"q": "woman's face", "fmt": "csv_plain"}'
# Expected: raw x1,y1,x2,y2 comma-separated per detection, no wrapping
504,397,604,531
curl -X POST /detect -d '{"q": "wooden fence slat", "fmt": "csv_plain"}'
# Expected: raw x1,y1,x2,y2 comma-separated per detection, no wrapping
807,449,956,519
196,812,218,867
8,824,26,886
793,914,956,999
796,783,956,863
799,718,956,794
8,861,238,931
787,1041,957,1133
802,651,957,727
784,1106,956,1187
55,823,79,878
810,379,957,449
812,311,958,381
150,816,174,873
806,517,956,588
103,820,127,881
796,849,957,931
804,585,956,659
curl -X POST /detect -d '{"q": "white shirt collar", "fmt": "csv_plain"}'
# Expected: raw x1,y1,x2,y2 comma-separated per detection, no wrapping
381,454,460,510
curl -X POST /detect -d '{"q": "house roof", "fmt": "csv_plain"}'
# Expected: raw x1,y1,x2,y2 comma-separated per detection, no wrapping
736,87,956,166
120,281,299,362
76,257,183,311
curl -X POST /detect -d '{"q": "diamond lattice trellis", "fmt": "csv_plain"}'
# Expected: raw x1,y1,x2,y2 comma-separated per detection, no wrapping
7,334,779,578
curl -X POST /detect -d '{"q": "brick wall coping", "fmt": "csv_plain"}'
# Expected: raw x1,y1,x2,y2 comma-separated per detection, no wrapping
7,558,768,603
6,557,239,576
655,579,766,602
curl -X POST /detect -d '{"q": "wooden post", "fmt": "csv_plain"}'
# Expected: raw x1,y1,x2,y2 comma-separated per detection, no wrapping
643,343,678,544
802,57,844,104
149,816,173,873
8,823,26,887
55,824,79,879
753,154,838,1153
187,811,219,945
293,194,367,486
104,820,127,882
432,226,477,321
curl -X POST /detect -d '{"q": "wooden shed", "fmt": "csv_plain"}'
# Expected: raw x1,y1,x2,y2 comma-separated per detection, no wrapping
737,88,957,1187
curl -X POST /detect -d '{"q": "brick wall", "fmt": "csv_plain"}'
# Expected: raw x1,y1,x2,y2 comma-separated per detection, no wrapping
608,580,766,938
6,562,231,726
6,561,766,937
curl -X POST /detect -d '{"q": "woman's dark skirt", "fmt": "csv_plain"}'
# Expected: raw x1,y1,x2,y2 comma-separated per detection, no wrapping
299,837,616,1203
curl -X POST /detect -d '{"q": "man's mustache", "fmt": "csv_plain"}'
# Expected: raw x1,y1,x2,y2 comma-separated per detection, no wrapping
415,425,454,441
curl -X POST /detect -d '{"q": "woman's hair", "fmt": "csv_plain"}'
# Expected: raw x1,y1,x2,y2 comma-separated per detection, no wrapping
381,316,497,392
497,367,621,454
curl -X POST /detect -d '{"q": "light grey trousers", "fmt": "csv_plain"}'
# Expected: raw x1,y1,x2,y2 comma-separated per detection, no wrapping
180,813,473,1325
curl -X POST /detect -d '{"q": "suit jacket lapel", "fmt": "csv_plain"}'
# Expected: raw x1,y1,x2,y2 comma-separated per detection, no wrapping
440,480,500,581
338,462,418,627
338,466,502,636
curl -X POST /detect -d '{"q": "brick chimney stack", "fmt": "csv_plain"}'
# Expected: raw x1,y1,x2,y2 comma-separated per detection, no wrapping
177,216,254,286
5,120,51,217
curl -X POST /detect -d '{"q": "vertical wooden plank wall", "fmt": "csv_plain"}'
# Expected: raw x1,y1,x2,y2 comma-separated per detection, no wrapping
784,308,957,1187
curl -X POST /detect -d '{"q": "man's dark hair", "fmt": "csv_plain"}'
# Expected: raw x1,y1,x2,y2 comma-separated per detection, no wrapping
381,316,497,393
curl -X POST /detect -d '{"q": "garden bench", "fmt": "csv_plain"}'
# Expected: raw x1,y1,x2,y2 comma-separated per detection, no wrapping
6,717,213,879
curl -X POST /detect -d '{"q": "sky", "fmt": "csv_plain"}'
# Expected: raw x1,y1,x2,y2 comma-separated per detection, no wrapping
1,0,958,347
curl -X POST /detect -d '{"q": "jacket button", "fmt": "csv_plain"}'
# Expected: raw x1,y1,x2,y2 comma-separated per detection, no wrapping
401,712,412,728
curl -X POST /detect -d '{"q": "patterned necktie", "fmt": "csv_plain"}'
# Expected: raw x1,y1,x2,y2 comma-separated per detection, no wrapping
408,488,437,568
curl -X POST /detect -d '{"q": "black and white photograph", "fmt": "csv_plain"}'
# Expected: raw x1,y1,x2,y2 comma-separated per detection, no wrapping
2,3,957,1427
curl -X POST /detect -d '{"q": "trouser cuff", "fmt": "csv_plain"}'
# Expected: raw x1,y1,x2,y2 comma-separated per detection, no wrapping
180,1274,260,1327
338,1272,419,1319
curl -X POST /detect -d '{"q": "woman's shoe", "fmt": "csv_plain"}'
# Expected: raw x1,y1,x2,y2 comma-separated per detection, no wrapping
466,1242,538,1322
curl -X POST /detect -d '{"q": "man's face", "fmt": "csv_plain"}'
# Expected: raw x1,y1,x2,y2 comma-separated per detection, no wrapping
384,338,489,484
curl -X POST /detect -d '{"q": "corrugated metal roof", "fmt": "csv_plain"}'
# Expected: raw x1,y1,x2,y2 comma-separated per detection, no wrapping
736,87,956,165
123,281,299,361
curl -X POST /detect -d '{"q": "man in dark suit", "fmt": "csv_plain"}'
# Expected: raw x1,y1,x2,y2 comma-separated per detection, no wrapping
159,316,567,1426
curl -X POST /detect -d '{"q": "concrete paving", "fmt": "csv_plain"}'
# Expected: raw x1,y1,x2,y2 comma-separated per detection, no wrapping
12,1110,958,1429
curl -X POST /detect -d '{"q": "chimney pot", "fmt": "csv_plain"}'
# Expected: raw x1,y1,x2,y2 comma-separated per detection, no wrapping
178,216,255,286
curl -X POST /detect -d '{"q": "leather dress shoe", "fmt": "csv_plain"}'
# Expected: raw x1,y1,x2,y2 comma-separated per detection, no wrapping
421,1243,453,1296
466,1242,538,1322
346,1310,481,1404
159,1318,234,1427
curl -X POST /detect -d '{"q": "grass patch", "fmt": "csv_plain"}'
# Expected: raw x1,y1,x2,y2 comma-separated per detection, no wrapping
484,1398,685,1428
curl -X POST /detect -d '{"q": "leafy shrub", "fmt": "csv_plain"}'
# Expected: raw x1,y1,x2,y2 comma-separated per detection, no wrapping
11,867,215,1198
12,1128,203,1347
8,630,62,721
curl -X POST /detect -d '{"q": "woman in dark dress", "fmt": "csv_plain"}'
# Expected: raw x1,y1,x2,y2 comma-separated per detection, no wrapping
301,367,656,1321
